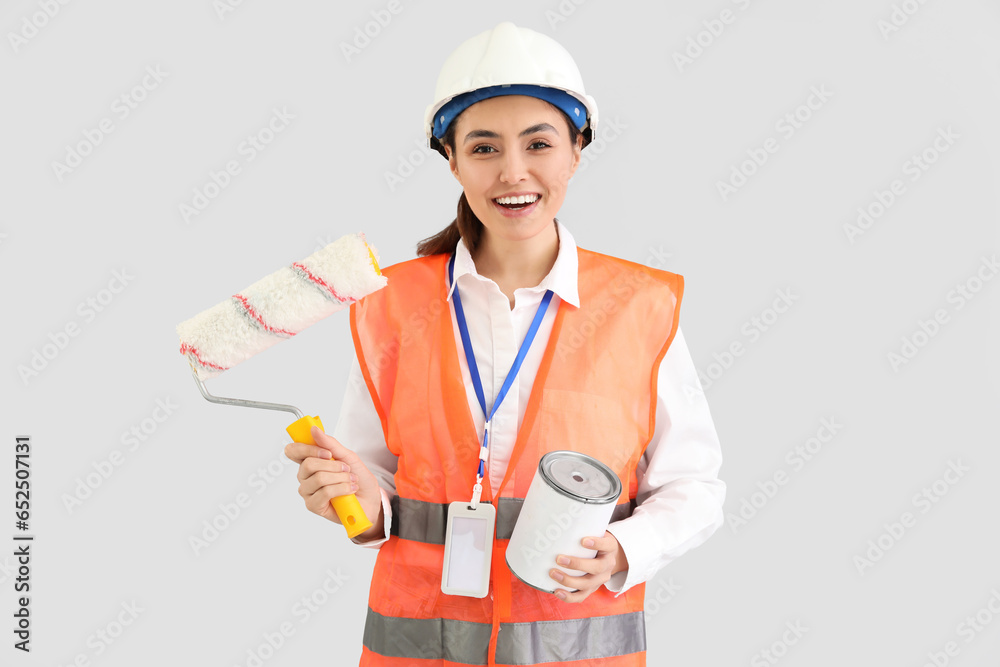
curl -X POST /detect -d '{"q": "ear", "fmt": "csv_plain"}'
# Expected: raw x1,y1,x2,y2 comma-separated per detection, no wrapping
566,132,583,180
446,144,462,185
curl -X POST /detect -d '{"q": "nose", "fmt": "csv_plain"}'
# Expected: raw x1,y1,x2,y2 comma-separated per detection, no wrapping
499,149,528,184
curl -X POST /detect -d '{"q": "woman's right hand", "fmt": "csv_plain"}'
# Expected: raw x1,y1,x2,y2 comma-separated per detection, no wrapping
284,426,383,536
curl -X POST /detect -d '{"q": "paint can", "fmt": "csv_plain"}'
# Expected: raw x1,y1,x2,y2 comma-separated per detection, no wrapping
505,451,622,593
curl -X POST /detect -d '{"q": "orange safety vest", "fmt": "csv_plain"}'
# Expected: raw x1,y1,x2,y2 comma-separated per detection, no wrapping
349,248,683,667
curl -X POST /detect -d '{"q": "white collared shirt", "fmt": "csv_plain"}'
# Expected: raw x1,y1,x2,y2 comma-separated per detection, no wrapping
334,221,726,595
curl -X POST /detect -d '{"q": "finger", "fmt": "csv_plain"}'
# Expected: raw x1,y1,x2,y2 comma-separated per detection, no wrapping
581,533,618,554
304,481,358,510
284,442,333,465
298,470,357,498
297,457,349,483
553,585,597,604
303,484,354,520
550,566,609,594
311,427,363,469
553,553,604,576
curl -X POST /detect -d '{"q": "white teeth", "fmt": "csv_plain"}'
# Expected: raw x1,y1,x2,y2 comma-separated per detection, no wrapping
495,194,539,205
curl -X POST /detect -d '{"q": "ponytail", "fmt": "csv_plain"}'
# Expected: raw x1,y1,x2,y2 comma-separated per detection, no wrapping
416,191,484,257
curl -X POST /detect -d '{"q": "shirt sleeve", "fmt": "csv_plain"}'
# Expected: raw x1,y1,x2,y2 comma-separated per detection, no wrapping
332,349,398,549
603,326,727,596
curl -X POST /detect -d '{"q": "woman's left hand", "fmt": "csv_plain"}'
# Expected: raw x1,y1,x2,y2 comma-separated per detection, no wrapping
549,531,629,603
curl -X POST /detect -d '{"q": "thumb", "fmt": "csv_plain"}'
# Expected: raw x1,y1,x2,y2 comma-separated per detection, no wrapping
310,425,361,468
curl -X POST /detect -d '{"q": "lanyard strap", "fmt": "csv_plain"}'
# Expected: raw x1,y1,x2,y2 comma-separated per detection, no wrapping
448,252,553,507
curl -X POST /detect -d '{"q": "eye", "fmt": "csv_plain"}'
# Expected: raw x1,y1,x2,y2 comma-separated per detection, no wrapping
472,144,497,154
529,140,552,150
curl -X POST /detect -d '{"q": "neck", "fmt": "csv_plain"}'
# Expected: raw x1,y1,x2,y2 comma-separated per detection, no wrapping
472,221,559,290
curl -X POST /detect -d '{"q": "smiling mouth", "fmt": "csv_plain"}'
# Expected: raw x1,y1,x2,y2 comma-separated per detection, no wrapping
493,194,541,210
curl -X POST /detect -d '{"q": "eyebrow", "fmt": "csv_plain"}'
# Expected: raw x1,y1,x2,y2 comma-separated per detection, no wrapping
462,123,559,144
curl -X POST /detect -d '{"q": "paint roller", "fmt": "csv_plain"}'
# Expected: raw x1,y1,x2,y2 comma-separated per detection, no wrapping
176,232,387,538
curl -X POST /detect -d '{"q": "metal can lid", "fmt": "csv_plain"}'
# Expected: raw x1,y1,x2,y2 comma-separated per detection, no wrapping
538,451,622,504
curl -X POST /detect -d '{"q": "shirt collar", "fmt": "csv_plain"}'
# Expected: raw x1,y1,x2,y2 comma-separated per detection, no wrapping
445,220,580,308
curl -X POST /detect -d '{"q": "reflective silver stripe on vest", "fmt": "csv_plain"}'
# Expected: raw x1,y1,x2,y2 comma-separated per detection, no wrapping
363,608,492,664
389,496,449,545
391,496,637,544
497,611,646,665
363,607,646,665
494,498,522,540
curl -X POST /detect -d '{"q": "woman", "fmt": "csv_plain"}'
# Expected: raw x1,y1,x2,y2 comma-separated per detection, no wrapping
286,22,725,666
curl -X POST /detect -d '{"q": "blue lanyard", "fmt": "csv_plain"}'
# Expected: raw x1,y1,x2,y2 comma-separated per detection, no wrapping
448,252,553,505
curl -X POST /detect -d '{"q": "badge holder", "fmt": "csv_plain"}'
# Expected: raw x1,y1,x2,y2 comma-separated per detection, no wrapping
441,480,495,598
440,257,551,599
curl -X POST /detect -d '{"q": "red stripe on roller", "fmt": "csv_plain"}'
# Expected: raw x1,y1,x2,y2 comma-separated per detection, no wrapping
292,262,354,304
179,343,229,372
232,294,296,336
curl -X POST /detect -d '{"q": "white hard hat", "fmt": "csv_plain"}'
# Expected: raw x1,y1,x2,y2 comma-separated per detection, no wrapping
425,21,599,159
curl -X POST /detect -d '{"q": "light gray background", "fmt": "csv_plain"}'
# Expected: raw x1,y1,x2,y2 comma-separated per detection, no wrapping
3,1,999,665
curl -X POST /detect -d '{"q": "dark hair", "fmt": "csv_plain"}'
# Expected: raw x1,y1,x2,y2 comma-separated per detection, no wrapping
416,105,583,257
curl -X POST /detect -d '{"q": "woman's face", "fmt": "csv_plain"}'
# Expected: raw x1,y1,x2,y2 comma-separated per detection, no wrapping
446,95,583,250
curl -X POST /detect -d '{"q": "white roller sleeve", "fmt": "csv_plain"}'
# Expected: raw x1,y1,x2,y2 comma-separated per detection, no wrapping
177,232,387,381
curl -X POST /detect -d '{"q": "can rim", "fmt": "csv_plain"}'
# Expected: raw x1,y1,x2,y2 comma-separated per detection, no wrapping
538,450,622,504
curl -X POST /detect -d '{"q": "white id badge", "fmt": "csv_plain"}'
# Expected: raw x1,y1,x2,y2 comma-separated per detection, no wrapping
441,501,495,598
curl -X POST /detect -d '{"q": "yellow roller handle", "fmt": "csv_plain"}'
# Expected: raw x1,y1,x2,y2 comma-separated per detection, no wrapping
287,415,374,539
366,242,381,275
